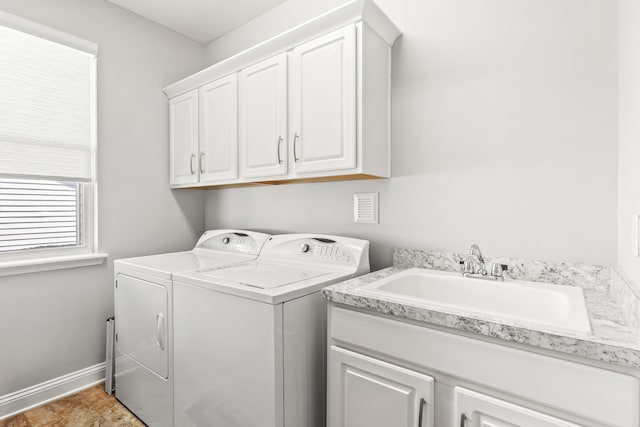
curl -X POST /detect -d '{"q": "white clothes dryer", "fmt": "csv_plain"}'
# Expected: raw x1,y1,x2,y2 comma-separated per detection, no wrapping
113,230,270,427
172,234,370,427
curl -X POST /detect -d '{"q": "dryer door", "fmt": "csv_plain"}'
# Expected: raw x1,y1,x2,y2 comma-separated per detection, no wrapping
115,274,169,378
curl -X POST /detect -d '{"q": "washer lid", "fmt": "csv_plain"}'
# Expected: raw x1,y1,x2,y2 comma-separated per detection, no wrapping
114,229,271,280
200,261,331,289
115,251,257,280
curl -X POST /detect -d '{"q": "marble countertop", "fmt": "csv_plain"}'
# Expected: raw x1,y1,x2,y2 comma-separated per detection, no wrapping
322,249,640,369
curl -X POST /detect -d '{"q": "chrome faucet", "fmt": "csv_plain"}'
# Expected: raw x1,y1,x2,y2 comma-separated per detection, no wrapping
467,244,486,274
461,244,507,281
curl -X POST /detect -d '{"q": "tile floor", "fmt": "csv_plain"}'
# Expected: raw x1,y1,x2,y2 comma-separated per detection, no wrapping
0,384,144,427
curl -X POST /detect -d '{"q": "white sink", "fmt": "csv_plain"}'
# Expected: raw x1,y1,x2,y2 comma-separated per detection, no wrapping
357,268,592,335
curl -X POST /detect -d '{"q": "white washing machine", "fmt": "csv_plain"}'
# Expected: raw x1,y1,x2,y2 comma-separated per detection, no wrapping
172,234,370,427
113,230,271,427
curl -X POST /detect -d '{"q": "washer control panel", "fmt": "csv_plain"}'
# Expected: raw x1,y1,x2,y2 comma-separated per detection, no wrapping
198,232,258,254
268,238,356,266
258,234,369,272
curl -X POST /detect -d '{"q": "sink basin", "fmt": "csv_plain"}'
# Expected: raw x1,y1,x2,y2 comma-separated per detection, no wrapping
357,268,592,335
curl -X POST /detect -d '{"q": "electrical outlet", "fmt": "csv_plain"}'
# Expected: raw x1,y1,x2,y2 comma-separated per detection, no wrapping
633,215,640,257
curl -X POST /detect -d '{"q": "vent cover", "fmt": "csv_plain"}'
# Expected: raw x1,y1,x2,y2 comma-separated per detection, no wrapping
354,193,379,224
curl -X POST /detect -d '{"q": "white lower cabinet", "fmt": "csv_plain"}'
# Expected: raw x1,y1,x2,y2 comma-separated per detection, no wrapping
454,387,581,427
328,346,434,427
328,306,640,427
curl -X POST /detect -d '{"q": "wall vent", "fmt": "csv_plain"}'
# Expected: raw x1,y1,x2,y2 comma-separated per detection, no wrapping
354,193,379,224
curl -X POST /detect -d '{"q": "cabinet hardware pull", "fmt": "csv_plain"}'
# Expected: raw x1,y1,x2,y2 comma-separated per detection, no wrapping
199,152,205,173
156,313,165,350
277,136,283,164
190,153,196,175
460,413,467,427
418,398,426,426
293,133,299,162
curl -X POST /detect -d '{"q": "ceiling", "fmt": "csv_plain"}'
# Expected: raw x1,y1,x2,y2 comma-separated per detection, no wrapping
107,0,287,44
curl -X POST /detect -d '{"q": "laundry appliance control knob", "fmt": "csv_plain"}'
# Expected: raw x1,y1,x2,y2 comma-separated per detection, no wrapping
300,243,310,253
222,237,230,245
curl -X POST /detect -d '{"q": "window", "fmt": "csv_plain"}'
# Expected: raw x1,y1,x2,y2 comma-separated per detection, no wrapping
0,11,105,274
0,178,80,253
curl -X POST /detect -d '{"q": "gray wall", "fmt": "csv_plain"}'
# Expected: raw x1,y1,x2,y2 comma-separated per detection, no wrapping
204,0,619,271
618,0,640,284
0,0,205,396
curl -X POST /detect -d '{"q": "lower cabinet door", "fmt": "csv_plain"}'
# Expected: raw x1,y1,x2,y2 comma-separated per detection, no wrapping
328,346,434,427
454,387,582,427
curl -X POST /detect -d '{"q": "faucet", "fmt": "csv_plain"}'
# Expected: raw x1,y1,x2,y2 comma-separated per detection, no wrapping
460,244,508,281
467,244,486,275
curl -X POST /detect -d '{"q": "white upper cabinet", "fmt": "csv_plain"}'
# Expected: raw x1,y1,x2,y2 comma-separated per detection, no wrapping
169,90,199,186
239,53,288,179
164,0,401,188
290,25,356,175
199,74,238,183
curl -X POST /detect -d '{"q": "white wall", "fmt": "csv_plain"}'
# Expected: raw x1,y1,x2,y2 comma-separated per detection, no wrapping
204,0,618,270
618,0,640,284
0,0,204,396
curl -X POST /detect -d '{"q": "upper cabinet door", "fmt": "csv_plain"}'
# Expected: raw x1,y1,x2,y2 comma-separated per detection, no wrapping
169,90,199,186
290,25,357,174
239,53,288,179
328,346,434,427
454,387,582,427
199,74,238,183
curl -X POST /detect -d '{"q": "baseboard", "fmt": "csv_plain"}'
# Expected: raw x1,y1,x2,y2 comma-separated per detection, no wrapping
0,362,105,420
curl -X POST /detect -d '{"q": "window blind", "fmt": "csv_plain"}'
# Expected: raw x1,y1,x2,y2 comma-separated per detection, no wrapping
0,24,95,182
0,178,79,252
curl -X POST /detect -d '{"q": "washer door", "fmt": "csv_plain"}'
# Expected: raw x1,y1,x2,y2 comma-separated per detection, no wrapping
115,274,168,378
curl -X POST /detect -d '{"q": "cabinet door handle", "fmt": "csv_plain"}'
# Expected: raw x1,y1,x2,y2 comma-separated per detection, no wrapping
190,153,196,175
293,133,299,162
418,398,426,427
199,152,205,173
155,313,165,351
277,136,283,164
460,413,467,427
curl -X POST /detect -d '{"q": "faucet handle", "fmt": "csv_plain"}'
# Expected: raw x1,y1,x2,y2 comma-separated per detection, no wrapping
460,259,475,274
489,263,508,279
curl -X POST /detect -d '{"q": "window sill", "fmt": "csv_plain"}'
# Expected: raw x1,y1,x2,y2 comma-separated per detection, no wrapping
0,253,108,277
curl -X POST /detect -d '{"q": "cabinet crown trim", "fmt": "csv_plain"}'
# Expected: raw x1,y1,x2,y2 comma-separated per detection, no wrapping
162,0,400,99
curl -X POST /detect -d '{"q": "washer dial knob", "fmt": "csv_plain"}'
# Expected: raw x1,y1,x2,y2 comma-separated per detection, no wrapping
222,237,230,245
300,243,310,253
